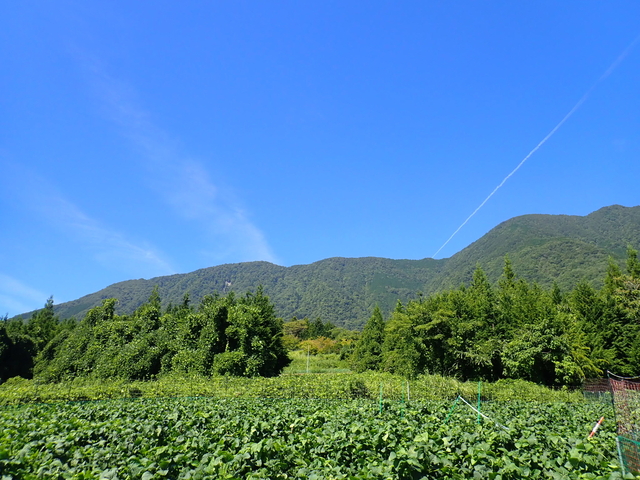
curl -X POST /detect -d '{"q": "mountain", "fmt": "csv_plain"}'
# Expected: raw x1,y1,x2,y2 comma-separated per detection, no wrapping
42,257,444,330
26,204,640,330
426,204,640,292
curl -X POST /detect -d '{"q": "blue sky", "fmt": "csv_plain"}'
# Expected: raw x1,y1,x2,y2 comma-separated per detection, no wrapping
2,1,639,317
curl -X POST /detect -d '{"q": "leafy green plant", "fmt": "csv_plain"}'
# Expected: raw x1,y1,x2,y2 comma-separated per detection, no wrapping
0,397,635,478
0,372,586,406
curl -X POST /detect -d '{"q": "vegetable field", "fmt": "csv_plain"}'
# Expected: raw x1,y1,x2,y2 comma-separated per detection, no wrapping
0,373,585,406
0,397,633,479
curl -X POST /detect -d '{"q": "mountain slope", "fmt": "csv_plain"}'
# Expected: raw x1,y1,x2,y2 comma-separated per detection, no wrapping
428,204,640,291
50,257,443,330
29,204,640,329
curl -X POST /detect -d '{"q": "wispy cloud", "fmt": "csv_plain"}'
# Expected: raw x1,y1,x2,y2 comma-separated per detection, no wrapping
2,161,175,277
0,273,47,317
87,61,280,265
42,193,175,274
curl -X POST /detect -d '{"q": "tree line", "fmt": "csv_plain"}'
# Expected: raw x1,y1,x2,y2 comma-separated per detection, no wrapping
2,248,639,385
1,287,290,383
349,249,640,385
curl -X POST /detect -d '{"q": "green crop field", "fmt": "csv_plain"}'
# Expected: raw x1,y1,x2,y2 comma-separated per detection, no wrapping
0,373,587,406
1,395,635,479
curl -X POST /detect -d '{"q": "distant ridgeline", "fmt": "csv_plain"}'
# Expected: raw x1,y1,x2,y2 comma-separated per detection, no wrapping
32,204,640,330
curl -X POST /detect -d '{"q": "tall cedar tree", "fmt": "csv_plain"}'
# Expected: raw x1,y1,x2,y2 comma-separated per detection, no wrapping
350,306,385,372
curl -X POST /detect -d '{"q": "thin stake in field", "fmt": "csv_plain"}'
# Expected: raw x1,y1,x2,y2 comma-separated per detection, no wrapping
477,381,482,425
444,396,460,424
588,416,604,439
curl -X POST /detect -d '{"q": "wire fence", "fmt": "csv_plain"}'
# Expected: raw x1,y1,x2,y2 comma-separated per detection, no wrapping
608,372,640,475
583,378,613,403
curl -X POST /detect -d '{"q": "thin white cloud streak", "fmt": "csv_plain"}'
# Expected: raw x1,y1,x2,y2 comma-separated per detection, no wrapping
432,33,640,258
88,62,280,265
41,194,175,273
47,198,175,275
0,274,47,316
2,161,175,277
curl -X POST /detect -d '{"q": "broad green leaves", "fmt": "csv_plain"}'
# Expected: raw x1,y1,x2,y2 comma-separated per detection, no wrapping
0,397,632,479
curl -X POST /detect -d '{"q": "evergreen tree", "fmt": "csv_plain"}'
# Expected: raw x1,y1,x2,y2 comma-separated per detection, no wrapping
626,246,640,279
550,282,564,306
381,301,425,378
411,264,501,381
499,255,516,289
411,293,453,377
569,281,614,372
26,296,59,351
604,247,640,375
350,306,385,372
604,257,624,294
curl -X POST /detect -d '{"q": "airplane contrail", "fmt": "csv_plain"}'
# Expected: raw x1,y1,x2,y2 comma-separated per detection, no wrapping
432,33,640,259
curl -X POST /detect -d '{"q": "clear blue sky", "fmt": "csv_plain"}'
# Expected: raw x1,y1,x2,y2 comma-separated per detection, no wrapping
2,1,639,317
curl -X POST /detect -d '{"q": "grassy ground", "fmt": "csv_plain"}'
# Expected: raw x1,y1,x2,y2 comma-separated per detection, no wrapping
0,370,586,406
282,350,351,374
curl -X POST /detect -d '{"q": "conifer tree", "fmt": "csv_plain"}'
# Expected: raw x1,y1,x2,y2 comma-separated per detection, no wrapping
26,296,58,351
350,306,385,372
626,246,640,279
381,301,425,378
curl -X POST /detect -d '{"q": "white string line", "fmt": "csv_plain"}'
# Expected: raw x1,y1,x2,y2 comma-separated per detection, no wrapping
458,395,510,431
432,33,640,259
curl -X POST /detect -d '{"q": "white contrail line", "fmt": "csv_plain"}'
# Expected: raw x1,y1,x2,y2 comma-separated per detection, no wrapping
432,34,640,259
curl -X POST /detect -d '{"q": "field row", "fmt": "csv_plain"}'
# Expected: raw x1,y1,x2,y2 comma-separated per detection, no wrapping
0,372,586,406
1,397,631,479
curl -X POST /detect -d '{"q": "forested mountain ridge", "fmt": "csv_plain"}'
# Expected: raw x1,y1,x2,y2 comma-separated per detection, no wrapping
426,204,640,292
23,204,640,329
39,258,443,331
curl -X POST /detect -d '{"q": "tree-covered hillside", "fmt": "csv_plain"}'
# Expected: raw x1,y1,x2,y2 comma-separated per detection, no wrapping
19,204,640,329
428,205,640,291
43,258,444,330
7,248,640,387
349,249,640,384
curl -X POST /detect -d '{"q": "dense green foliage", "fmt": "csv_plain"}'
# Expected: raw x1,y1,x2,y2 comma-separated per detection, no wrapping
4,207,639,478
351,251,640,385
40,257,441,330
282,351,352,374
0,372,585,405
428,204,640,294
0,297,65,383
1,396,631,479
5,249,640,387
30,288,290,382
26,205,640,330
285,317,338,340
350,306,386,373
281,317,358,357
5,248,640,388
